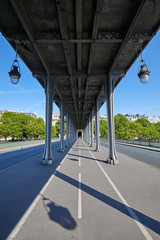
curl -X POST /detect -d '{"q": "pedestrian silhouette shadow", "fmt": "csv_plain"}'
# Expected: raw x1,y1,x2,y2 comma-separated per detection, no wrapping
41,194,77,230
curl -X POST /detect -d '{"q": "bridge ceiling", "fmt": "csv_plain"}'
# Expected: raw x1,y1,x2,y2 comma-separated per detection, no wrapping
0,0,160,128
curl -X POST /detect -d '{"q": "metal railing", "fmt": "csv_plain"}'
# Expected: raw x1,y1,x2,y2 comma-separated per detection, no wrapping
0,138,58,150
115,139,160,148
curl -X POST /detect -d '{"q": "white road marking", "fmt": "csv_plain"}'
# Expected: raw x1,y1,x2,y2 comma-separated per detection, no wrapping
78,172,82,219
7,141,77,240
87,144,154,240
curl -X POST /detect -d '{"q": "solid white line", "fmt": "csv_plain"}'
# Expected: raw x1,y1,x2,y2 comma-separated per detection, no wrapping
7,141,77,240
78,172,82,219
87,146,154,240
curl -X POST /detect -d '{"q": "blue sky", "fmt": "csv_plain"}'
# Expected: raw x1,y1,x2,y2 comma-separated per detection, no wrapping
0,30,160,119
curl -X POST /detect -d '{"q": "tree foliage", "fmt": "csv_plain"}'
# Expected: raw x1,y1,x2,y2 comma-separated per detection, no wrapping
99,119,108,138
114,114,131,139
55,119,66,137
98,115,160,142
0,112,45,140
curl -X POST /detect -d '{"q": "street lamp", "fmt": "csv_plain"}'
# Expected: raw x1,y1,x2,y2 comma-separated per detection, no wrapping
138,48,150,84
8,45,21,84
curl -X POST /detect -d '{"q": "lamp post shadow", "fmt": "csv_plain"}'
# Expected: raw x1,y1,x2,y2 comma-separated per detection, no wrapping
41,194,77,230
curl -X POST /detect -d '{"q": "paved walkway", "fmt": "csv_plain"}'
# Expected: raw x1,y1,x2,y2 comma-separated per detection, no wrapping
0,139,159,240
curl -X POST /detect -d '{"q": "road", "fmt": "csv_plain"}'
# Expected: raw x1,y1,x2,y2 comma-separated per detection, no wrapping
0,140,60,172
100,139,160,169
0,139,159,172
0,139,159,240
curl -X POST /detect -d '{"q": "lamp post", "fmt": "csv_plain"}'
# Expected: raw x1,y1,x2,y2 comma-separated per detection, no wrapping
138,49,150,84
8,45,21,84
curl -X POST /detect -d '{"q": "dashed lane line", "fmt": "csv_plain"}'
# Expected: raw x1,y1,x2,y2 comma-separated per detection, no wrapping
78,172,82,219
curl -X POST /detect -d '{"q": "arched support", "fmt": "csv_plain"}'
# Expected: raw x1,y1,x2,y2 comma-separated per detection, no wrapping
105,75,119,164
59,101,65,152
42,76,54,165
95,100,100,152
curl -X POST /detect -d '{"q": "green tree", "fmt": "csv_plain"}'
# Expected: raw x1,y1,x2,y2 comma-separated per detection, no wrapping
0,112,45,140
0,124,11,140
26,117,45,139
55,120,60,137
99,119,108,138
129,121,143,139
135,118,159,141
136,118,153,129
155,122,160,136
52,126,57,138
114,114,131,139
0,112,24,140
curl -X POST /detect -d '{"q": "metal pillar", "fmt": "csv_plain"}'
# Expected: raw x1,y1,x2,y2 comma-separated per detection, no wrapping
70,119,74,145
59,102,65,152
86,122,89,144
90,110,94,147
106,75,119,164
42,76,54,165
84,124,87,143
66,111,69,147
95,100,100,151
88,116,91,145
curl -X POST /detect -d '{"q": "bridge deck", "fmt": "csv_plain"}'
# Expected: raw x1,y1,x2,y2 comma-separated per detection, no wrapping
0,140,159,240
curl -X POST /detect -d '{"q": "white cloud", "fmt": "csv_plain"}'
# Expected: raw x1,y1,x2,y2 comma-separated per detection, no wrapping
0,89,40,95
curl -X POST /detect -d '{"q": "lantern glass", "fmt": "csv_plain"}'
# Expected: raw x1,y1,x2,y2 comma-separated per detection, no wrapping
138,64,150,84
140,74,149,84
10,74,20,84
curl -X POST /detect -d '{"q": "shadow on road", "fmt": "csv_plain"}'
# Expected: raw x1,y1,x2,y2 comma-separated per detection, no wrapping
41,194,77,230
68,153,106,164
55,171,160,236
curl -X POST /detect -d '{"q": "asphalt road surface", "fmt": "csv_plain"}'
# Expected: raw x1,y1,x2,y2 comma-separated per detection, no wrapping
0,139,159,240
100,139,160,169
0,141,60,172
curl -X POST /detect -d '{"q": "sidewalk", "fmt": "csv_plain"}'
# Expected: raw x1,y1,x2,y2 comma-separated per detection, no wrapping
0,139,159,240
116,141,160,152
0,139,58,154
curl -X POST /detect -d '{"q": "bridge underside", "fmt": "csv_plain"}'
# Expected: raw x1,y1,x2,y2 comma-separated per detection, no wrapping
0,0,160,164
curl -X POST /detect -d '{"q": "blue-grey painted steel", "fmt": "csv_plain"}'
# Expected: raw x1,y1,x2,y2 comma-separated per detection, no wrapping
95,100,100,151
65,112,69,147
90,110,93,147
106,76,119,164
42,77,54,165
59,102,65,152
88,116,90,145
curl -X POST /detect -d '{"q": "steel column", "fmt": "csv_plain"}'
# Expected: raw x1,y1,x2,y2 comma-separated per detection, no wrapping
42,76,54,165
90,110,94,147
106,76,119,164
65,111,69,147
95,100,100,151
88,116,91,145
59,102,65,152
